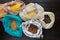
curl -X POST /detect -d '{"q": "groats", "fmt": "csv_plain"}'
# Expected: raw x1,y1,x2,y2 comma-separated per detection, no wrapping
10,2,22,12
28,24,38,34
10,20,18,30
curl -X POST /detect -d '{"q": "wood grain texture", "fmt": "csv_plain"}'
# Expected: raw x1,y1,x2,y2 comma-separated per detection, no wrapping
0,0,60,40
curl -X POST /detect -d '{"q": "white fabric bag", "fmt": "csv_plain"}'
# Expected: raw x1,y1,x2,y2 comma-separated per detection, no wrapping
22,19,43,38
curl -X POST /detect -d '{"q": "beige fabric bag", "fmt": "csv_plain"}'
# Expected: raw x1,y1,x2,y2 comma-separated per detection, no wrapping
19,3,44,21
39,12,55,29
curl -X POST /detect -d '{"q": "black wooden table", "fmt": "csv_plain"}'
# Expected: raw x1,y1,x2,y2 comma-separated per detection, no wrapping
0,0,60,40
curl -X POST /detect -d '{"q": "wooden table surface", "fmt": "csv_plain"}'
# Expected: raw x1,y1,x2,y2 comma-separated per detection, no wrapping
0,0,60,40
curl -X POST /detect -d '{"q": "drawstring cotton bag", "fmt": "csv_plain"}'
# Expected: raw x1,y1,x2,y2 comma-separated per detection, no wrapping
22,19,43,38
39,12,55,29
19,3,44,21
2,14,23,37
